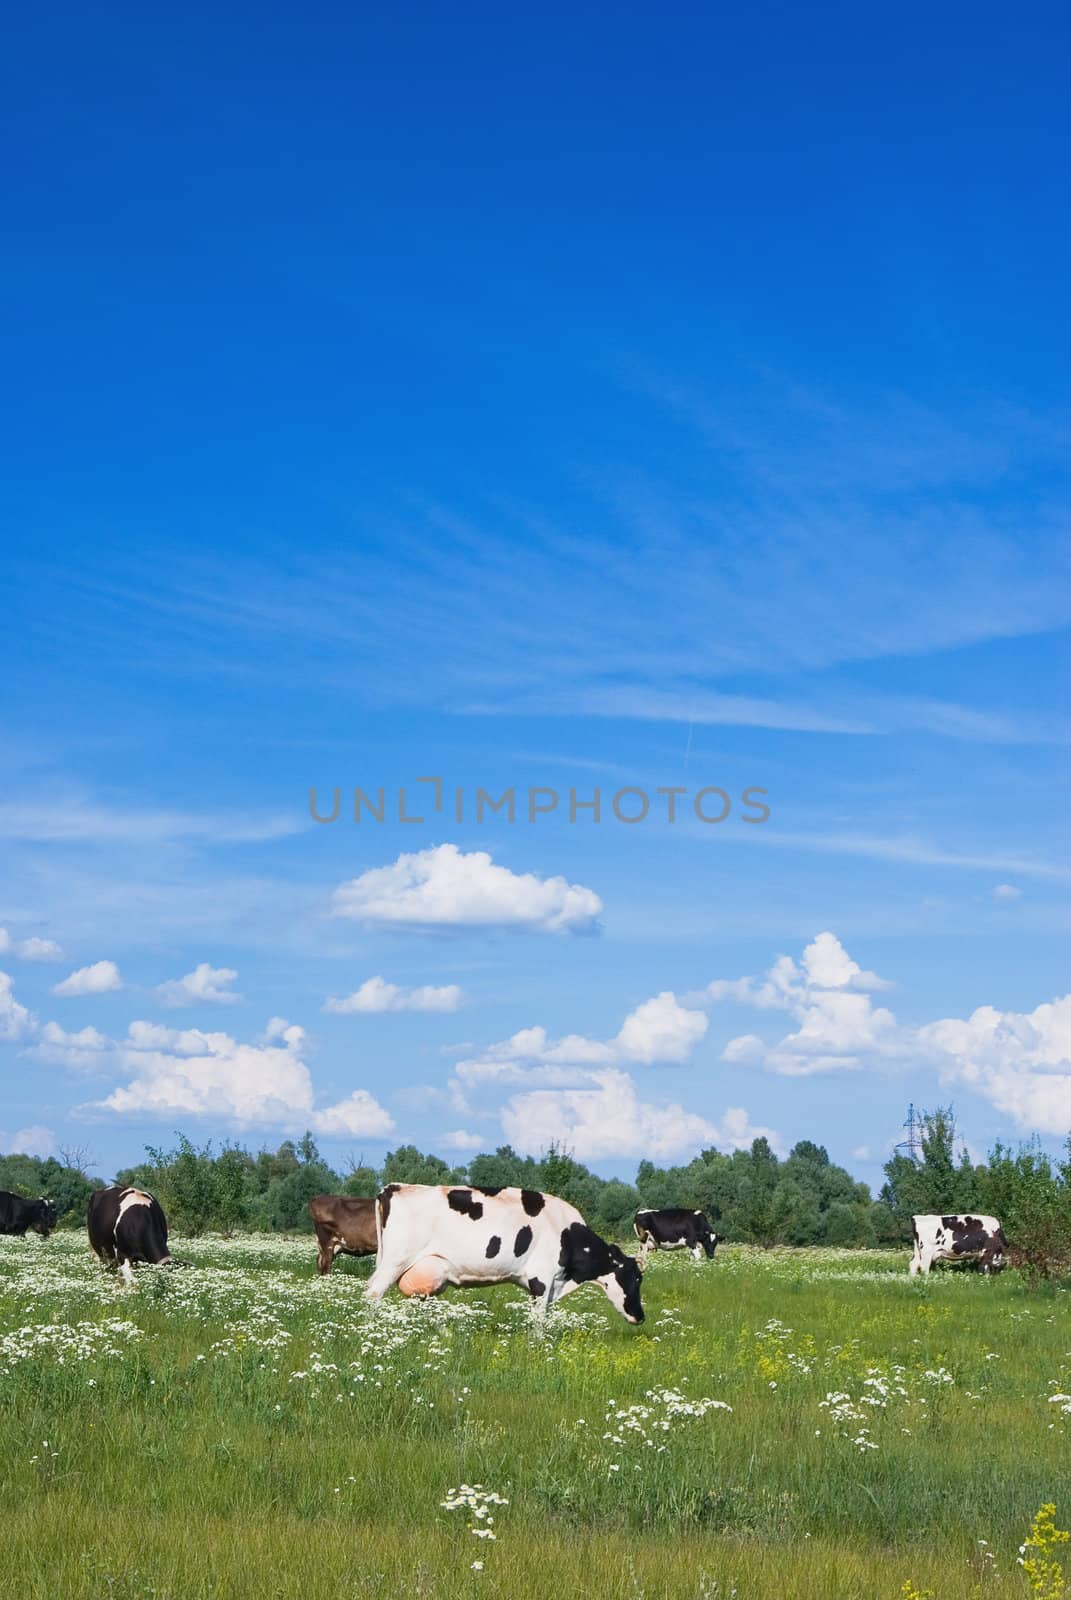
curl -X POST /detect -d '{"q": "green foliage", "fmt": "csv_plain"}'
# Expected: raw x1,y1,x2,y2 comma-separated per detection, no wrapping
0,1150,100,1224
32,1112,1068,1262
981,1138,1071,1281
380,1145,465,1186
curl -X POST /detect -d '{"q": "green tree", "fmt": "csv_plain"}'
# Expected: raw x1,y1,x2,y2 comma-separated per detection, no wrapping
380,1145,464,1186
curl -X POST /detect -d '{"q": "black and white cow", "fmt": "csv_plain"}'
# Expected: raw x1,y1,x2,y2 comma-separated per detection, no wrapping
0,1191,58,1238
87,1186,173,1284
365,1184,645,1323
633,1208,722,1265
910,1213,1008,1276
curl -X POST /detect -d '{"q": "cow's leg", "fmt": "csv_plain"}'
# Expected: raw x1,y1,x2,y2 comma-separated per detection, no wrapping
365,1249,412,1301
118,1258,136,1287
691,1244,704,1262
397,1256,450,1297
912,1246,936,1276
541,1273,565,1316
314,1224,334,1276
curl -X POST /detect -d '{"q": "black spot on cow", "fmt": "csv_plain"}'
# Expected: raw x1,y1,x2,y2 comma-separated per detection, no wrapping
521,1189,545,1216
527,1276,546,1297
378,1183,400,1231
474,1186,503,1196
558,1220,614,1283
514,1224,533,1256
485,1234,501,1258
447,1188,484,1220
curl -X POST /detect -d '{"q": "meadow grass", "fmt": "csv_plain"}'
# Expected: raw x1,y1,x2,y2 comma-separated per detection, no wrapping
0,1233,1067,1598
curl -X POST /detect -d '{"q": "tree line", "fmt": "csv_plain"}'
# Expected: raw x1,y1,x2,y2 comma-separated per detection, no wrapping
2,1109,1067,1272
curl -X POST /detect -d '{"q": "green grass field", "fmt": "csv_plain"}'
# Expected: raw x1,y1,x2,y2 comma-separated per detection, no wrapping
1,1232,1068,1599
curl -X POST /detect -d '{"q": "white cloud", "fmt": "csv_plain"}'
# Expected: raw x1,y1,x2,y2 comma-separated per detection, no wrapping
501,1068,780,1162
613,991,709,1063
800,932,891,992
852,1144,872,1162
80,1016,394,1139
697,933,889,1011
332,843,602,934
918,995,1071,1135
703,935,898,1076
52,960,123,997
705,932,1071,1132
454,989,708,1088
992,883,1023,901
0,1124,55,1159
308,1091,396,1138
441,1128,485,1151
30,1022,112,1071
17,937,64,962
0,972,35,1042
0,929,10,955
155,963,243,1008
324,976,463,1015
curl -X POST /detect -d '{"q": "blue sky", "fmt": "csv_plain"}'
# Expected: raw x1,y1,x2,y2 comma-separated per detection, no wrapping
2,3,1069,1190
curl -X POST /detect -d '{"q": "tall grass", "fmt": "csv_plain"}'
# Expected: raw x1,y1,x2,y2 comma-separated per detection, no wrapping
0,1234,1066,1597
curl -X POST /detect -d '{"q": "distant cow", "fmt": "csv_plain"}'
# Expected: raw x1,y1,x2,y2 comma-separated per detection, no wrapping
365,1184,645,1323
0,1191,57,1238
308,1194,377,1275
910,1213,1008,1276
634,1208,722,1265
87,1186,173,1284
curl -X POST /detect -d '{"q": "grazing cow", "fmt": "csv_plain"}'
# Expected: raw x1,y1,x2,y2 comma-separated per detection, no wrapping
87,1186,173,1284
308,1194,377,1275
365,1184,645,1323
0,1191,57,1238
910,1214,1008,1276
633,1207,723,1265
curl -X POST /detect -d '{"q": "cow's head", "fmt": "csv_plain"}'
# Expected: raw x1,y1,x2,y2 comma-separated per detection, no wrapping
603,1244,645,1323
693,1214,719,1258
34,1198,58,1238
559,1222,644,1324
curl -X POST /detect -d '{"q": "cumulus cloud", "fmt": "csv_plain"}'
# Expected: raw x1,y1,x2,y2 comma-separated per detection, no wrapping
992,883,1023,901
0,1124,55,1159
29,1022,112,1071
308,1091,396,1138
501,1068,780,1162
52,960,123,997
704,932,1071,1130
702,934,898,1076
454,989,708,1089
332,843,602,934
696,932,890,1012
324,976,463,1015
77,1015,394,1139
155,963,243,1008
0,929,63,961
17,937,64,962
0,972,35,1042
918,995,1071,1135
440,1128,485,1151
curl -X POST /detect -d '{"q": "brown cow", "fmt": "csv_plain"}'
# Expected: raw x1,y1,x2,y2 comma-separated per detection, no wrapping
308,1194,377,1275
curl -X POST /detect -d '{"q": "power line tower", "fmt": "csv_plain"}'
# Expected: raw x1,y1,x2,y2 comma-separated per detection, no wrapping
895,1103,925,1163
